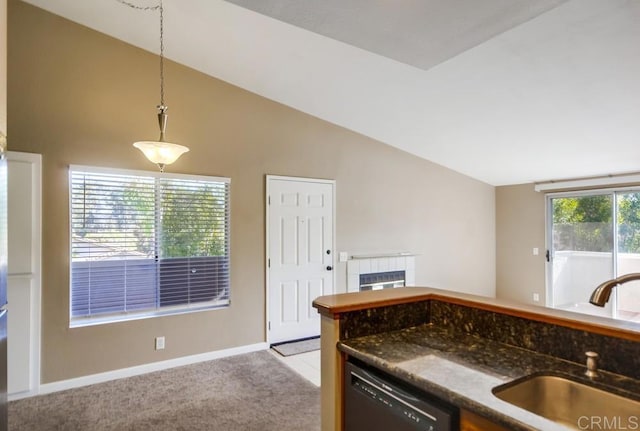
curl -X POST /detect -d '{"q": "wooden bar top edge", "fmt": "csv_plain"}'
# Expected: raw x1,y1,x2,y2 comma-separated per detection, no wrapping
312,286,640,341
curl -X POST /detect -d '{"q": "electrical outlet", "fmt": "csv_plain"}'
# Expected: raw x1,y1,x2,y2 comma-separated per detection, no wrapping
155,336,165,350
533,293,540,302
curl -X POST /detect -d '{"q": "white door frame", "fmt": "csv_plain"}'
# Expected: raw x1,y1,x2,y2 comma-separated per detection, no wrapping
7,151,42,400
265,175,336,344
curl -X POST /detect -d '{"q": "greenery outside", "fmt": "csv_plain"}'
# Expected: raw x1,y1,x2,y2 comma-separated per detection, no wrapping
71,174,229,260
552,193,640,254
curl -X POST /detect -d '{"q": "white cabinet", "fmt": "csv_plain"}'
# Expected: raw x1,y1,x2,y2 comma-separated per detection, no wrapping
7,152,41,399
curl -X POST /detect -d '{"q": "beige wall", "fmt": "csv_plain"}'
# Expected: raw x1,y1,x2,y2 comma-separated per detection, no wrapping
495,183,546,305
9,0,495,383
0,0,5,135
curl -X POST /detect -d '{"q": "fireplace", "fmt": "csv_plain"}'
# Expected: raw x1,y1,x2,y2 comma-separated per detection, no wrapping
359,270,406,291
346,253,415,293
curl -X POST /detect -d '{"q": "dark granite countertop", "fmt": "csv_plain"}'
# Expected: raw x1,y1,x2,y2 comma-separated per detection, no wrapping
338,323,640,431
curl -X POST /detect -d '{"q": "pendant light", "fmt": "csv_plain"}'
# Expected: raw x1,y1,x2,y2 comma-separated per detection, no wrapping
121,0,189,172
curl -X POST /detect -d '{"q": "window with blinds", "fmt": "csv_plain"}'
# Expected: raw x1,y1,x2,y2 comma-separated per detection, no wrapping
69,166,230,325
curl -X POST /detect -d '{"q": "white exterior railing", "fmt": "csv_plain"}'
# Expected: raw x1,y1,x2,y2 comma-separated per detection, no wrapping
552,251,640,321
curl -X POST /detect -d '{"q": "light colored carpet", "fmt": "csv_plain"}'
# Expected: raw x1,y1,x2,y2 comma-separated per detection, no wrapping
9,350,320,431
272,338,320,357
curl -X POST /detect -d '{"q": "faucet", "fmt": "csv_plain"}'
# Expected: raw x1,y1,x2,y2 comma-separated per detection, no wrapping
589,273,640,306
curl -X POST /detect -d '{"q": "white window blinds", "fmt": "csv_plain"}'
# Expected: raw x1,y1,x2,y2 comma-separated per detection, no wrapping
70,167,230,324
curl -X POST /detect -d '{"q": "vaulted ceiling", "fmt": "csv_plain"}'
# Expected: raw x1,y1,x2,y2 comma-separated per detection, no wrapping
20,0,640,185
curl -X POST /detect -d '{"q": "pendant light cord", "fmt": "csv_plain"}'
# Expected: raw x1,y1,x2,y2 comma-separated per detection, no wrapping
159,0,164,107
116,0,165,107
115,1,160,12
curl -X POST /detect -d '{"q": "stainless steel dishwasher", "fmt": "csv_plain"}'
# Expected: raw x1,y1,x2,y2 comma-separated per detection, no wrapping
344,359,458,431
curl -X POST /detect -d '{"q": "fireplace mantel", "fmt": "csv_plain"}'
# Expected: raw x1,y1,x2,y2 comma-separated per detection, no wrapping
349,252,417,260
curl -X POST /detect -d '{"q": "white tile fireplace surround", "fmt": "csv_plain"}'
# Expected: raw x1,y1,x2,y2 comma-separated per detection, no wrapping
346,253,416,293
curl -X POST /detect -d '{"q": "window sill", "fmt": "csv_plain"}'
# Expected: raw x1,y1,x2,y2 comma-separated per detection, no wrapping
69,300,229,328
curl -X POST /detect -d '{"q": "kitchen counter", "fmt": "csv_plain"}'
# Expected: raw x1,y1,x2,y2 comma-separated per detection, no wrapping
339,323,640,431
312,287,640,431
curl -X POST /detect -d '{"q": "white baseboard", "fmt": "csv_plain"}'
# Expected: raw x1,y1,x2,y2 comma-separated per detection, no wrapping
10,342,268,401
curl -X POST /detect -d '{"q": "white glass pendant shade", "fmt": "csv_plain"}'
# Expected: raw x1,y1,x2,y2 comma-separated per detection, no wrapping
133,105,189,172
133,141,189,165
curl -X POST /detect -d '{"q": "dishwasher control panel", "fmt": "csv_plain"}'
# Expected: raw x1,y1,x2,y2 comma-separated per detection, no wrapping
345,360,457,431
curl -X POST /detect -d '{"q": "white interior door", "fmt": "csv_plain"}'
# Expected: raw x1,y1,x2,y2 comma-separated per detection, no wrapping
267,176,334,344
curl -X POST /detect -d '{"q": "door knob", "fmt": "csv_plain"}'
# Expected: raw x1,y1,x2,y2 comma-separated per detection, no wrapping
326,266,333,271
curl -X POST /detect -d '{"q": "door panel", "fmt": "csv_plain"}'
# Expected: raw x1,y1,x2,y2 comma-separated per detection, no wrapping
616,192,640,320
549,194,614,317
306,279,323,318
267,177,334,343
280,216,299,265
308,193,324,207
7,277,30,393
308,217,324,263
280,281,299,322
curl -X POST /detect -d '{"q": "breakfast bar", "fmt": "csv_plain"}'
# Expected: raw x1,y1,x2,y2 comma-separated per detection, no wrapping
313,287,640,431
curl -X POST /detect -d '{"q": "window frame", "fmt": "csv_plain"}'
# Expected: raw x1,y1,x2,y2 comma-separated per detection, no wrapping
68,165,231,328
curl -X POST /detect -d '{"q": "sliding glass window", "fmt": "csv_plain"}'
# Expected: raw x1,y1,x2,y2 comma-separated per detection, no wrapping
547,189,640,322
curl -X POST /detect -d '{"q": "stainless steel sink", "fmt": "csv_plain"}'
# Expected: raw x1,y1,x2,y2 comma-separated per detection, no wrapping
492,374,640,429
